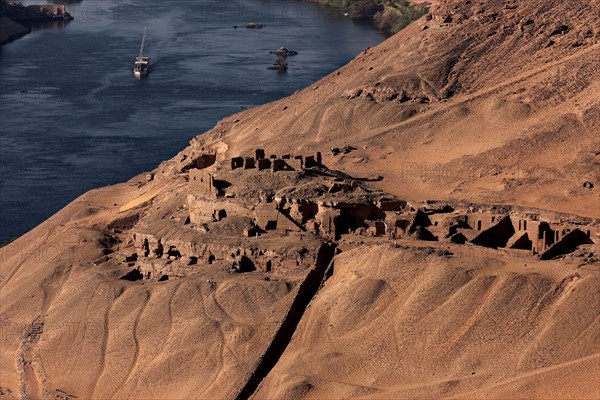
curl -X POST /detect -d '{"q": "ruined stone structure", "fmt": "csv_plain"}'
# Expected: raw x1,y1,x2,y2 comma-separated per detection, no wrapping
189,169,217,198
465,211,595,257
231,157,244,169
181,148,217,172
229,149,323,172
122,147,598,282
131,229,322,279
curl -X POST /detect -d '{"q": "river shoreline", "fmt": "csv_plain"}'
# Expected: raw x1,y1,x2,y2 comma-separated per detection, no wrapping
0,16,30,45
304,0,429,35
0,2,73,45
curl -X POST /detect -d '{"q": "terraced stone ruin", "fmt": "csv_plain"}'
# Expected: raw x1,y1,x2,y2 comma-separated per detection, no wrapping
114,148,598,282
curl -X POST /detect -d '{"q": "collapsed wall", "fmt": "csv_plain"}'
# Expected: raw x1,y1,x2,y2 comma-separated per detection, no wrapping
130,230,324,279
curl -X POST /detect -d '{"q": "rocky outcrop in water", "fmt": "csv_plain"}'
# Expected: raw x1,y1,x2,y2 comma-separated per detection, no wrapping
270,47,298,57
243,22,264,29
267,58,288,71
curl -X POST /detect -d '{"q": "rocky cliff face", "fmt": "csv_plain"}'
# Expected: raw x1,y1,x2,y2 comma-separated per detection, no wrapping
0,0,598,399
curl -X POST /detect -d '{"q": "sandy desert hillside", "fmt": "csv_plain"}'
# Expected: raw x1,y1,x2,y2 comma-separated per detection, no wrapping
0,0,599,399
254,245,600,399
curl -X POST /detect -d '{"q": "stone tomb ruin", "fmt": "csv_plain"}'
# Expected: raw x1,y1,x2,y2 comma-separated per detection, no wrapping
123,148,597,282
417,205,596,258
231,148,323,172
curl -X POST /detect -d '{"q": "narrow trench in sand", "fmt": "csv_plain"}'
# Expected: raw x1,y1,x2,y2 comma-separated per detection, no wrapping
235,242,338,400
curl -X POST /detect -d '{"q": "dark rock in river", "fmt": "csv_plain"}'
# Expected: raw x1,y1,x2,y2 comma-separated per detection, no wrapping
270,47,298,57
268,59,288,71
244,22,264,29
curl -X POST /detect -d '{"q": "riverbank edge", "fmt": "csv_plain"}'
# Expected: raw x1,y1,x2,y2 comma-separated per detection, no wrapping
0,16,31,45
0,2,74,46
303,0,430,35
0,0,428,47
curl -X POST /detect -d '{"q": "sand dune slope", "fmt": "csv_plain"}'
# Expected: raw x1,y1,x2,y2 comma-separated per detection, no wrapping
253,245,600,399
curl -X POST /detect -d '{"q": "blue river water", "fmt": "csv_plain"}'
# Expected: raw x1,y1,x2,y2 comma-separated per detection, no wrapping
0,0,384,243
